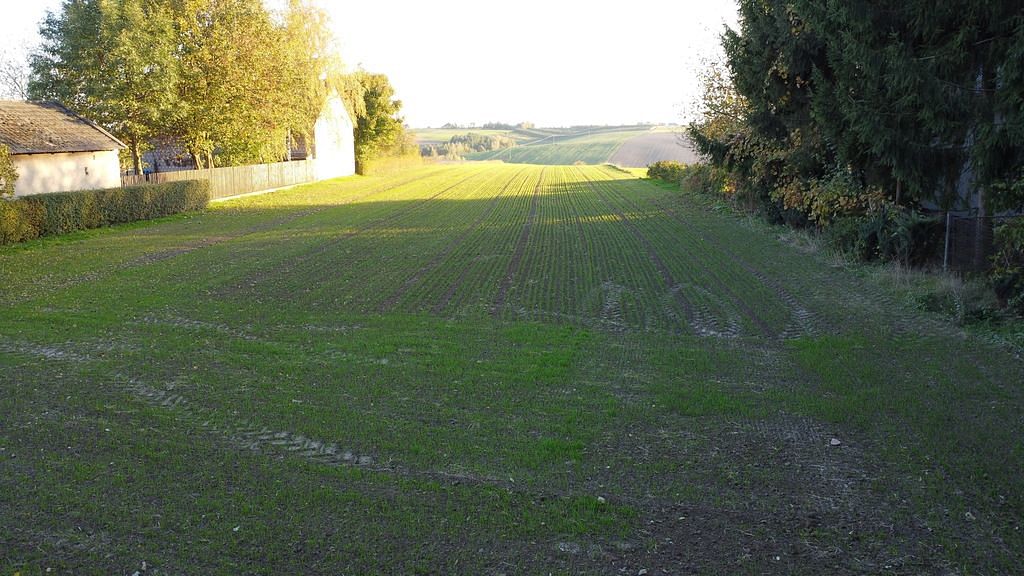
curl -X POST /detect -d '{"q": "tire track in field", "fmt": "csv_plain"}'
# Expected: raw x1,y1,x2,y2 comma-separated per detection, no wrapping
491,168,546,316
592,173,775,338
581,172,706,336
124,379,378,466
1,171,441,308
603,168,828,339
225,169,487,295
117,376,525,493
0,337,93,362
379,167,529,312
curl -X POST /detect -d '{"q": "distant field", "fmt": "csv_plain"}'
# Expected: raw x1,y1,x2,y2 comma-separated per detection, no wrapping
431,125,702,166
466,126,650,164
411,128,518,145
609,131,700,167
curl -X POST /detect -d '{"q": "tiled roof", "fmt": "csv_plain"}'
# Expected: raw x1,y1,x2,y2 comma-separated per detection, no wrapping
0,100,125,155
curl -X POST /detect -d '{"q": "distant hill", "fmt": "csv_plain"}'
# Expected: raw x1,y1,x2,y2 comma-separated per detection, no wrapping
411,125,699,166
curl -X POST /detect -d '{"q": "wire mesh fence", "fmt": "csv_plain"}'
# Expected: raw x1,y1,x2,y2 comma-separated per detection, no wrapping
942,213,1022,274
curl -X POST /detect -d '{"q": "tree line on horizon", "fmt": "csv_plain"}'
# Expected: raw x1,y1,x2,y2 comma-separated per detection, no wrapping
25,0,408,173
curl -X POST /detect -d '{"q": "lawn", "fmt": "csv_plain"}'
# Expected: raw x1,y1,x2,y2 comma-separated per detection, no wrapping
1,164,1022,574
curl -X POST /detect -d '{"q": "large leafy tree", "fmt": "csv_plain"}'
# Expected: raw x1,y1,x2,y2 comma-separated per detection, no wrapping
280,0,341,148
29,0,347,170
30,0,178,174
349,71,408,170
169,0,290,168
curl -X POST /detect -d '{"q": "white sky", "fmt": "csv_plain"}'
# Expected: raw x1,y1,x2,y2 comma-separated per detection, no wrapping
0,0,739,128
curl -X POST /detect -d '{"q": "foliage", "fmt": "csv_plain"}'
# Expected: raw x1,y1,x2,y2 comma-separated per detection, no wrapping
990,219,1024,314
422,133,517,160
691,0,1024,227
827,209,943,265
440,121,533,130
0,180,208,244
30,0,179,174
349,71,409,172
0,198,45,244
29,0,342,170
646,161,687,183
0,144,17,198
358,152,424,177
680,164,732,199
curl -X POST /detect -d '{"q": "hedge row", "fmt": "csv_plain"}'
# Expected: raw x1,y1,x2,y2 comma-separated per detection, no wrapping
358,153,424,176
0,180,209,245
646,160,688,183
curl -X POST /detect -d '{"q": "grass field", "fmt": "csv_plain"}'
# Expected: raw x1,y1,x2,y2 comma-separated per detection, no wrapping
609,132,701,167
2,164,1022,574
467,128,645,164
459,126,696,166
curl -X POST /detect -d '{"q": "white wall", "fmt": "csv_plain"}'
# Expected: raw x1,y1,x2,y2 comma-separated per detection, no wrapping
313,95,356,181
12,150,122,196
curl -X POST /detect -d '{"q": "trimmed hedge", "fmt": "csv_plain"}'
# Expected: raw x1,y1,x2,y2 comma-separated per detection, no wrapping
0,180,209,245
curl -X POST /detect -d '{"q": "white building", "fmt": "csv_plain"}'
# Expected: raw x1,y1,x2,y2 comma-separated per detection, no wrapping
0,101,125,196
312,94,356,181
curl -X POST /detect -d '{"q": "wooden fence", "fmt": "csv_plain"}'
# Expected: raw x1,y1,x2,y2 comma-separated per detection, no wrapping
122,160,317,200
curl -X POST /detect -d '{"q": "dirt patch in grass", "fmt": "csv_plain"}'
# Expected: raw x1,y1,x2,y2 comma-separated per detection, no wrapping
568,414,951,575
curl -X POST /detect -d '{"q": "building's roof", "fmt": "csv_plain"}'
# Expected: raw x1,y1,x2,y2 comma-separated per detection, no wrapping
0,100,126,155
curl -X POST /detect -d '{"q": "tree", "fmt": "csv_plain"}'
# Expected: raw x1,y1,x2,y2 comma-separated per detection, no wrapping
349,71,407,170
0,144,18,197
28,0,362,171
279,0,340,146
0,48,30,100
168,0,287,167
30,0,178,174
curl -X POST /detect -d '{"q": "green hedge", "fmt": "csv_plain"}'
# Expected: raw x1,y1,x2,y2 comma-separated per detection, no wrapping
0,180,209,245
358,153,424,176
647,160,688,183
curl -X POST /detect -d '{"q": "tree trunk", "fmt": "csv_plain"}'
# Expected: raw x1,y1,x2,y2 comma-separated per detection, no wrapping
129,134,141,175
973,185,990,270
971,63,995,271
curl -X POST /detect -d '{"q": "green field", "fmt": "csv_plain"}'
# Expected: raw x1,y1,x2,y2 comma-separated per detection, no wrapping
466,126,652,164
413,125,661,165
2,164,1022,574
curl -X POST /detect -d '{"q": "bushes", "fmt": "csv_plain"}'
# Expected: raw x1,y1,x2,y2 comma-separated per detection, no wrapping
827,209,943,265
990,219,1024,314
0,180,209,245
0,144,17,198
0,200,45,244
647,160,687,183
358,152,423,176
